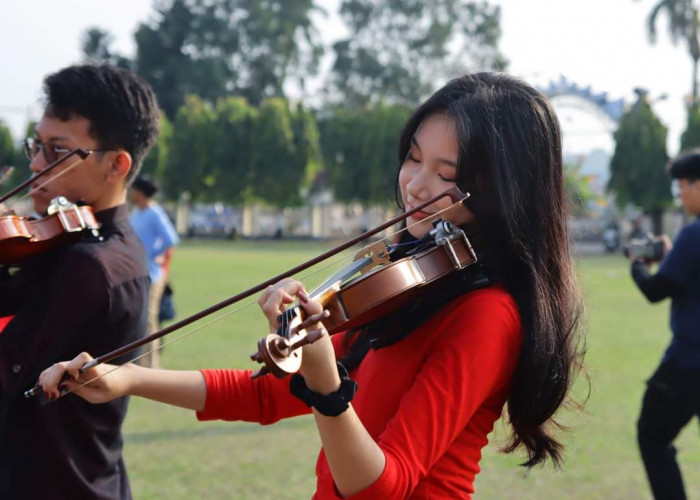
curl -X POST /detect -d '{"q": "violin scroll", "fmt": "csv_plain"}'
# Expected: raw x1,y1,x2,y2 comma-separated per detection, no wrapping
250,310,331,378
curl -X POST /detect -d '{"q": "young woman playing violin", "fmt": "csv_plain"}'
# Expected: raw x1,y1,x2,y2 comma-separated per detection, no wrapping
39,72,584,500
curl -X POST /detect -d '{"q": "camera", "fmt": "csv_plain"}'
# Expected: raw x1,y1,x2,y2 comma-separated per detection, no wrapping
625,234,665,262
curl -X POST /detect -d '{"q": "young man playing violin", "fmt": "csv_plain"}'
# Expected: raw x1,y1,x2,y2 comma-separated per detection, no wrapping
0,64,159,500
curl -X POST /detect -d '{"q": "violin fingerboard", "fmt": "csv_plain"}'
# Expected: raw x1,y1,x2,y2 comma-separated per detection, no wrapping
276,307,301,339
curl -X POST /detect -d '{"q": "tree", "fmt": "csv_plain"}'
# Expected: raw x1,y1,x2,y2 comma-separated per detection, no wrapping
680,103,700,149
250,98,306,207
327,0,507,107
291,104,323,194
608,91,671,233
161,95,217,200
133,0,324,118
140,112,173,180
0,122,14,161
81,27,132,68
0,120,26,191
564,162,594,217
319,104,411,204
0,120,15,168
211,97,258,204
646,0,700,102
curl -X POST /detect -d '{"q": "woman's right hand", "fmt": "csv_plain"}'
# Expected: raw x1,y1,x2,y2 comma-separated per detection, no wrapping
38,352,134,403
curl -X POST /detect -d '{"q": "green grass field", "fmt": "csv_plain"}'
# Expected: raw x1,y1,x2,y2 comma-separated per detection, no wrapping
118,241,700,499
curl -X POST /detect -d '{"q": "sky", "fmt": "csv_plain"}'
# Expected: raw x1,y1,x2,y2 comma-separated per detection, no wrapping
0,0,693,157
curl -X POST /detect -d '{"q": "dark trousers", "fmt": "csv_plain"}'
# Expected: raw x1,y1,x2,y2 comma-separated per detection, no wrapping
637,360,700,500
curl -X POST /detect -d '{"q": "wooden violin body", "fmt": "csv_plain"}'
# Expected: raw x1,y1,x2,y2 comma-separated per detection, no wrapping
252,220,478,378
318,233,477,334
0,197,100,264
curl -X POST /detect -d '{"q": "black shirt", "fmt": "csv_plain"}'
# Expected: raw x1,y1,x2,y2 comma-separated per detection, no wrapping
0,204,148,500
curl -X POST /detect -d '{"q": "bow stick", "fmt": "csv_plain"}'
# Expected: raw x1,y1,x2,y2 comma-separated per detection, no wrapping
24,186,470,398
0,149,91,205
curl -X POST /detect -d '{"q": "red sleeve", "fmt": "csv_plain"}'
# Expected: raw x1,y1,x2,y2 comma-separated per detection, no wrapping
195,368,310,424
348,289,522,500
196,332,351,424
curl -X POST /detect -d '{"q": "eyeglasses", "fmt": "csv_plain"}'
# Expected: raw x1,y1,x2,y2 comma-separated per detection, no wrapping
23,138,113,164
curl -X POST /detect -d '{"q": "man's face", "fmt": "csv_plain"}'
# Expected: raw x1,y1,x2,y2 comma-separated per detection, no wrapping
677,178,700,216
28,114,114,214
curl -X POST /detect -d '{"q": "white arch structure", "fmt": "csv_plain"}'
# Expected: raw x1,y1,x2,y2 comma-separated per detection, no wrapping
540,76,624,134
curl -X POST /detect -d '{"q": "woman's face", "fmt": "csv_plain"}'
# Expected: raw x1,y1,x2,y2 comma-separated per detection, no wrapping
399,113,475,239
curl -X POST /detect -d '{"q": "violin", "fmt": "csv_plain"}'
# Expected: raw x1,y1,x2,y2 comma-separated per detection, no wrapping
0,197,100,265
0,149,100,265
251,219,477,378
24,187,474,398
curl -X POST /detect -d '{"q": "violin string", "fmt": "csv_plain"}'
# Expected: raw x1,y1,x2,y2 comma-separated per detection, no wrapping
305,201,463,297
66,299,258,394
64,254,362,391
20,157,85,202
59,198,465,393
5,156,86,212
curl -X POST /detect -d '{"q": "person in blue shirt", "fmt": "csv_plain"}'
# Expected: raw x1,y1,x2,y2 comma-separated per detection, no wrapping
630,150,700,500
129,176,179,369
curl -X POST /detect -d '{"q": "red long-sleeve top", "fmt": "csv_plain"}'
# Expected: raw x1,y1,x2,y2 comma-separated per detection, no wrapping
197,285,522,499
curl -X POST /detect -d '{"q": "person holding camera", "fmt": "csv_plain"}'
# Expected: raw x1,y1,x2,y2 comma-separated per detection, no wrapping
630,150,700,500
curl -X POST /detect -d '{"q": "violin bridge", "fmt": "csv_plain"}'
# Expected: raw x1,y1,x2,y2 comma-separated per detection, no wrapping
353,241,391,274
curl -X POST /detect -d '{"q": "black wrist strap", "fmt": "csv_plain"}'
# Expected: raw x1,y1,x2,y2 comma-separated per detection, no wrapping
289,362,358,417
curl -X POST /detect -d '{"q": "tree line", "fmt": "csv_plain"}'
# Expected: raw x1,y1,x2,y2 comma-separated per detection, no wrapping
1,0,505,207
4,0,698,224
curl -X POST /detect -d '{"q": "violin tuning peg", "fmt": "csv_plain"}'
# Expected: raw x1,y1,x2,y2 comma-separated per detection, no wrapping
294,310,331,333
305,328,327,344
289,328,327,350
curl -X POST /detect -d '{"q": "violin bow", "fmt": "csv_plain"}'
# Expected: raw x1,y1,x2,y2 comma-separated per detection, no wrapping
25,187,470,398
0,149,91,205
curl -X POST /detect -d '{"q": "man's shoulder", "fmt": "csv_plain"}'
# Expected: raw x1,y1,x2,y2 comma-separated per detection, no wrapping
686,218,700,234
68,231,148,286
674,220,700,249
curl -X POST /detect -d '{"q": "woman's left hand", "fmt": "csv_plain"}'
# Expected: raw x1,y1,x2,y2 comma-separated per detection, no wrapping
257,279,341,393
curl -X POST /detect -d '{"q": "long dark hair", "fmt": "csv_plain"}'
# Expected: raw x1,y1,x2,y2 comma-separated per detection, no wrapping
393,73,584,467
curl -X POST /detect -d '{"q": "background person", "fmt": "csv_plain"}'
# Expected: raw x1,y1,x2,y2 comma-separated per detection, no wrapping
129,175,179,369
158,247,177,327
629,150,700,500
41,72,584,500
0,64,159,500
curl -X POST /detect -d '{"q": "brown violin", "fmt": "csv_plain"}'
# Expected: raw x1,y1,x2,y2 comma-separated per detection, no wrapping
0,197,100,265
25,187,473,398
0,148,101,265
251,218,477,378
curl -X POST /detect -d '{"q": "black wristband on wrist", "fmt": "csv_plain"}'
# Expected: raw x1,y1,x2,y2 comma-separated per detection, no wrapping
289,362,358,417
